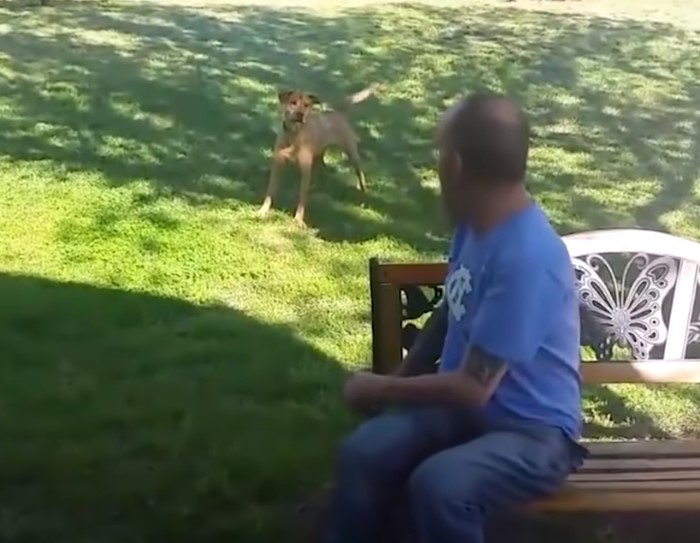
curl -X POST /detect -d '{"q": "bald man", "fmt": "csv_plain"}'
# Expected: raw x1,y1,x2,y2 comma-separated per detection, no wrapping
324,94,586,543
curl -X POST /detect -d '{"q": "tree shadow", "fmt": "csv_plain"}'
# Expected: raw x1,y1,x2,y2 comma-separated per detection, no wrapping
1,2,699,251
0,272,349,542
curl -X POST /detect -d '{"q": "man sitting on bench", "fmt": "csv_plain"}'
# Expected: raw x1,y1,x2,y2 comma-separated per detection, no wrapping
324,93,587,543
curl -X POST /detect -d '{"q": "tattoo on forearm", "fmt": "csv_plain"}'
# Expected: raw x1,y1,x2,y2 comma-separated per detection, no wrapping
462,346,507,385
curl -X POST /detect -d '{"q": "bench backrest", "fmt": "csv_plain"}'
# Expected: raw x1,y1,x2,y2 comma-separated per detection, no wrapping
369,228,700,384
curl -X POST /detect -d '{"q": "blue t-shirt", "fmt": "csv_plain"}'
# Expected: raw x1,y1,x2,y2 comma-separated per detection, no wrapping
439,203,582,439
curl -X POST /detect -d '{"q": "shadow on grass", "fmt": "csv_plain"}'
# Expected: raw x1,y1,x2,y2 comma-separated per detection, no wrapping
1,2,699,539
1,2,700,248
582,384,672,439
0,272,349,542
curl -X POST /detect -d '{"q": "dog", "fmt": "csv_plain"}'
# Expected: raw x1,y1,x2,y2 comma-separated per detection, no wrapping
257,85,378,227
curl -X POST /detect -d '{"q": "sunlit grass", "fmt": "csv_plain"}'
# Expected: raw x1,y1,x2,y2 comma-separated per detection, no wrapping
0,1,699,541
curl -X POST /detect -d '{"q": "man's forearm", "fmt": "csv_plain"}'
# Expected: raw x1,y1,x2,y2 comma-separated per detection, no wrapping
396,303,448,377
381,373,487,407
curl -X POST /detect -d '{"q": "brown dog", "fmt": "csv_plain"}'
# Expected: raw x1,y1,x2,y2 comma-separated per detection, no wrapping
257,85,378,227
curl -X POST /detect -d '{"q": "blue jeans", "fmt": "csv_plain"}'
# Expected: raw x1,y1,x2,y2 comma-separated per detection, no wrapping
324,407,586,543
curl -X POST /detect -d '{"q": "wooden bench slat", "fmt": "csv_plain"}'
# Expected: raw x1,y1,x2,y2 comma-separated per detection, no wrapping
532,490,700,511
542,440,700,510
581,457,700,472
581,361,700,384
376,262,447,285
569,469,700,482
570,480,700,490
585,440,700,457
369,259,403,375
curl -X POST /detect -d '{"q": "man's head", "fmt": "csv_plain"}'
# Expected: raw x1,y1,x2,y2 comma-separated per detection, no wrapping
436,93,530,226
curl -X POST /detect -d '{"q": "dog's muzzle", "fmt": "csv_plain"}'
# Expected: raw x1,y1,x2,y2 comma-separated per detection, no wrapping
283,115,305,133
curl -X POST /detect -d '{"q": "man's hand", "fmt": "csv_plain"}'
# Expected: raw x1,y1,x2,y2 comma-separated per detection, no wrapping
343,371,389,413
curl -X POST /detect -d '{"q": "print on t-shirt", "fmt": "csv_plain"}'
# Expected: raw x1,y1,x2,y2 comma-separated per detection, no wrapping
446,264,472,321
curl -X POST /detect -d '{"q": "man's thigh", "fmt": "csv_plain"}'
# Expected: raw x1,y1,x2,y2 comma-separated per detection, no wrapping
409,426,577,512
336,407,484,483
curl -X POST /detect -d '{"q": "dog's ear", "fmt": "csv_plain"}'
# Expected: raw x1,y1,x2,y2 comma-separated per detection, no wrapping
277,90,294,103
306,94,321,106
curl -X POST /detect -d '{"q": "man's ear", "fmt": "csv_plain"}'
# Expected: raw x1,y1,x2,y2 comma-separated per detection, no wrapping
439,147,462,180
452,151,463,179
306,94,321,105
277,90,294,103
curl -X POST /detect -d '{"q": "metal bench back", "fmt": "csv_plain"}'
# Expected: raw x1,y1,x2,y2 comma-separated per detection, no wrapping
565,228,700,383
369,228,700,383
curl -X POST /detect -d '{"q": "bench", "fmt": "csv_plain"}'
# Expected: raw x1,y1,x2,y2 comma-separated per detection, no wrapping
369,228,700,511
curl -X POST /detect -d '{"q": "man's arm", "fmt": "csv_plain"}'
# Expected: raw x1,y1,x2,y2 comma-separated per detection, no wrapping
395,302,448,377
381,344,507,407
367,256,561,408
394,225,467,377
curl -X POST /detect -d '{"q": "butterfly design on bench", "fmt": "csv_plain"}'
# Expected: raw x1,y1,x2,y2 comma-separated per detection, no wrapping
573,252,678,361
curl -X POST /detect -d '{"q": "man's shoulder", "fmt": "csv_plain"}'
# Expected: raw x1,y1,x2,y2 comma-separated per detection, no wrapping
501,207,565,252
447,223,469,262
496,208,573,277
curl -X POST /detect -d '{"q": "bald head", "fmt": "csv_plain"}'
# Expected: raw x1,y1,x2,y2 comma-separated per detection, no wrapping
438,93,530,185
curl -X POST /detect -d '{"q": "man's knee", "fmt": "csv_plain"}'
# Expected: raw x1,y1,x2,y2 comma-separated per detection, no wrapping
409,429,576,517
409,452,478,511
336,429,376,477
408,449,488,543
335,414,399,480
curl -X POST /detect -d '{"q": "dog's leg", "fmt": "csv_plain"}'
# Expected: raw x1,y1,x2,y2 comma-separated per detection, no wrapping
258,150,286,218
344,141,367,193
293,150,314,227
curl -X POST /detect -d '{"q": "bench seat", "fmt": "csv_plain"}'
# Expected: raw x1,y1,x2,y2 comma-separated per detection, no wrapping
533,440,700,511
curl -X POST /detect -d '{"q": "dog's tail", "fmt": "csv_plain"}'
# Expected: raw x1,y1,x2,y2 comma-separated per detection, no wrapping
341,83,383,109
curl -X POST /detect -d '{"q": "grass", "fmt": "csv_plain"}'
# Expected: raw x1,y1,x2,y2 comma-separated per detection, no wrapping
0,0,699,541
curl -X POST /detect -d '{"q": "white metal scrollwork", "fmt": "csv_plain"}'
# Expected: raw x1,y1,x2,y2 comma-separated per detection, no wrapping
573,253,677,360
686,274,700,346
688,322,700,345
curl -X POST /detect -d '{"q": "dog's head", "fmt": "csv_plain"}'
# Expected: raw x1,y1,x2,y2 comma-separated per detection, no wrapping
277,90,321,127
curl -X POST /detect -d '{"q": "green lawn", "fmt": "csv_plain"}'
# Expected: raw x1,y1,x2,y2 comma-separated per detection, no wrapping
1,0,700,541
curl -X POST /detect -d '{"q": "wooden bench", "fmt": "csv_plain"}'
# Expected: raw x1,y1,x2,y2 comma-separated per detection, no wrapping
369,228,700,511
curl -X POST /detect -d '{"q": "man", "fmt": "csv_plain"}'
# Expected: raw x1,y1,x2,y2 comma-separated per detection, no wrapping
324,93,586,543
